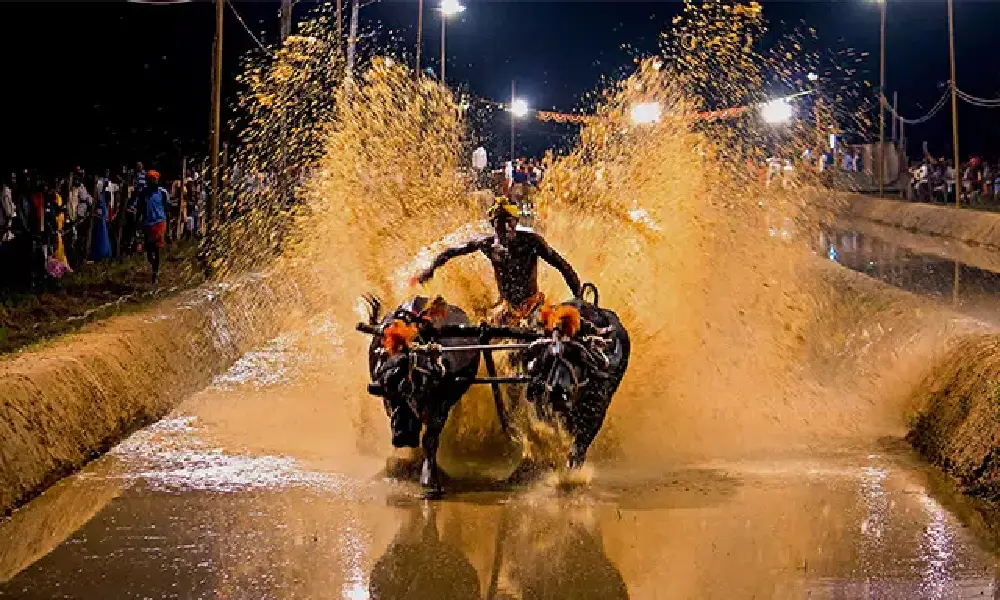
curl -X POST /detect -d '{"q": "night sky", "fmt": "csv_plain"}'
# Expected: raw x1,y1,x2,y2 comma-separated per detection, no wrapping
1,0,998,175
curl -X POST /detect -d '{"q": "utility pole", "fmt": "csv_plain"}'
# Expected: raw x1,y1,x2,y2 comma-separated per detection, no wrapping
440,10,446,84
280,0,292,209
947,0,961,209
337,0,342,48
207,0,223,262
344,0,359,103
878,0,886,198
415,0,423,77
510,79,516,162
280,0,292,41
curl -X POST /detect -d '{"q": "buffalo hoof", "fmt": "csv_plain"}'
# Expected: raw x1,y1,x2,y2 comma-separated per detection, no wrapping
507,458,544,484
422,487,444,500
419,459,443,496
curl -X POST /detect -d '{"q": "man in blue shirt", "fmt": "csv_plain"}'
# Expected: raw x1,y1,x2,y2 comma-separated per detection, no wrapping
137,170,169,284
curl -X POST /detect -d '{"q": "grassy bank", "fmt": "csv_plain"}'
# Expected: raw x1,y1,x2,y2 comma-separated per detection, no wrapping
0,242,203,356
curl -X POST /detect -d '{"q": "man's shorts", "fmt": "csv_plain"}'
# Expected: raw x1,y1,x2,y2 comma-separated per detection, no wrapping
144,222,166,249
490,292,546,328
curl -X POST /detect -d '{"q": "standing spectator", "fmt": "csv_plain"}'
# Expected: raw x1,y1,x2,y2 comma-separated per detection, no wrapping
47,182,71,278
916,160,930,202
102,172,120,220
12,173,31,235
26,179,49,288
982,161,993,203
945,160,956,204
90,177,113,262
472,146,488,189
137,170,169,284
66,172,80,250
72,176,93,266
29,180,45,236
0,174,15,242
134,162,147,197
168,176,183,242
120,165,146,257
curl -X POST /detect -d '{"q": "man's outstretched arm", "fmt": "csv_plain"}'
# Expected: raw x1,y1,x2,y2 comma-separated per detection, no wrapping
417,237,488,283
535,234,582,297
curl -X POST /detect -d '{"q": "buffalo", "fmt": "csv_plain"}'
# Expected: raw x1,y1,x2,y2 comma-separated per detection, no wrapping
363,295,480,495
521,288,630,469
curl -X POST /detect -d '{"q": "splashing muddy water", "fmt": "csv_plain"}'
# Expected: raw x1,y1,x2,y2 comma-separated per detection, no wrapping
5,1,1000,596
262,59,964,470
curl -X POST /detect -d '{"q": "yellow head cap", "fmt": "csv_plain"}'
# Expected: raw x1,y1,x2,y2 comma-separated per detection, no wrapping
487,197,520,221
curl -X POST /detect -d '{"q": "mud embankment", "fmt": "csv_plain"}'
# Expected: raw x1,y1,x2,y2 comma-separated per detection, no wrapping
0,272,308,515
907,335,1000,502
847,195,1000,250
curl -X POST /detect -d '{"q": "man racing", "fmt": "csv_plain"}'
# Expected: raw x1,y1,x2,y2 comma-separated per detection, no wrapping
416,197,581,326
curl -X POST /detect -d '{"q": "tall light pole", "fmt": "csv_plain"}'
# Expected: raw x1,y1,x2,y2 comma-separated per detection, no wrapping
208,0,223,254
415,0,424,76
878,0,886,198
439,0,464,84
509,86,529,162
346,0,359,85
947,0,961,208
279,0,293,210
280,0,292,40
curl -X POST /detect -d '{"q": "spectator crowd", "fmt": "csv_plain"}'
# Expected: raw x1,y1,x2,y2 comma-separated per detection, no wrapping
0,163,208,290
503,158,545,223
907,155,1000,206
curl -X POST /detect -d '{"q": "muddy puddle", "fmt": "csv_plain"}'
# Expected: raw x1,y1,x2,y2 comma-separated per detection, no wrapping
819,223,1000,325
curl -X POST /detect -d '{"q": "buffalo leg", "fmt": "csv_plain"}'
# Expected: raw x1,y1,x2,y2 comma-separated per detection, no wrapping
420,417,446,494
568,396,610,469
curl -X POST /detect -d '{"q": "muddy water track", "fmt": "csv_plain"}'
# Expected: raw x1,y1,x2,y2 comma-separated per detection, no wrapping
1,416,998,598
4,265,1000,597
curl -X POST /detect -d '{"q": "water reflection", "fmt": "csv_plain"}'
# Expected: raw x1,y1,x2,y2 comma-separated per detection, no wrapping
2,448,1000,599
491,506,628,600
817,226,1000,321
368,500,628,600
369,503,481,599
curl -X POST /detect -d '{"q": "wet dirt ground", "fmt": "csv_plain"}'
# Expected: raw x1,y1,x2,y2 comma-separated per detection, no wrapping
5,227,1000,598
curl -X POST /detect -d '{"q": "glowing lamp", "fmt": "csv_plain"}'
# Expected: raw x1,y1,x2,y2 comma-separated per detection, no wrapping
760,99,793,124
510,98,530,118
630,102,662,125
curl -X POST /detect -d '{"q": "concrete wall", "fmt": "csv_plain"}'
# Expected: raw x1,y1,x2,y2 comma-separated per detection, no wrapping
0,272,307,516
